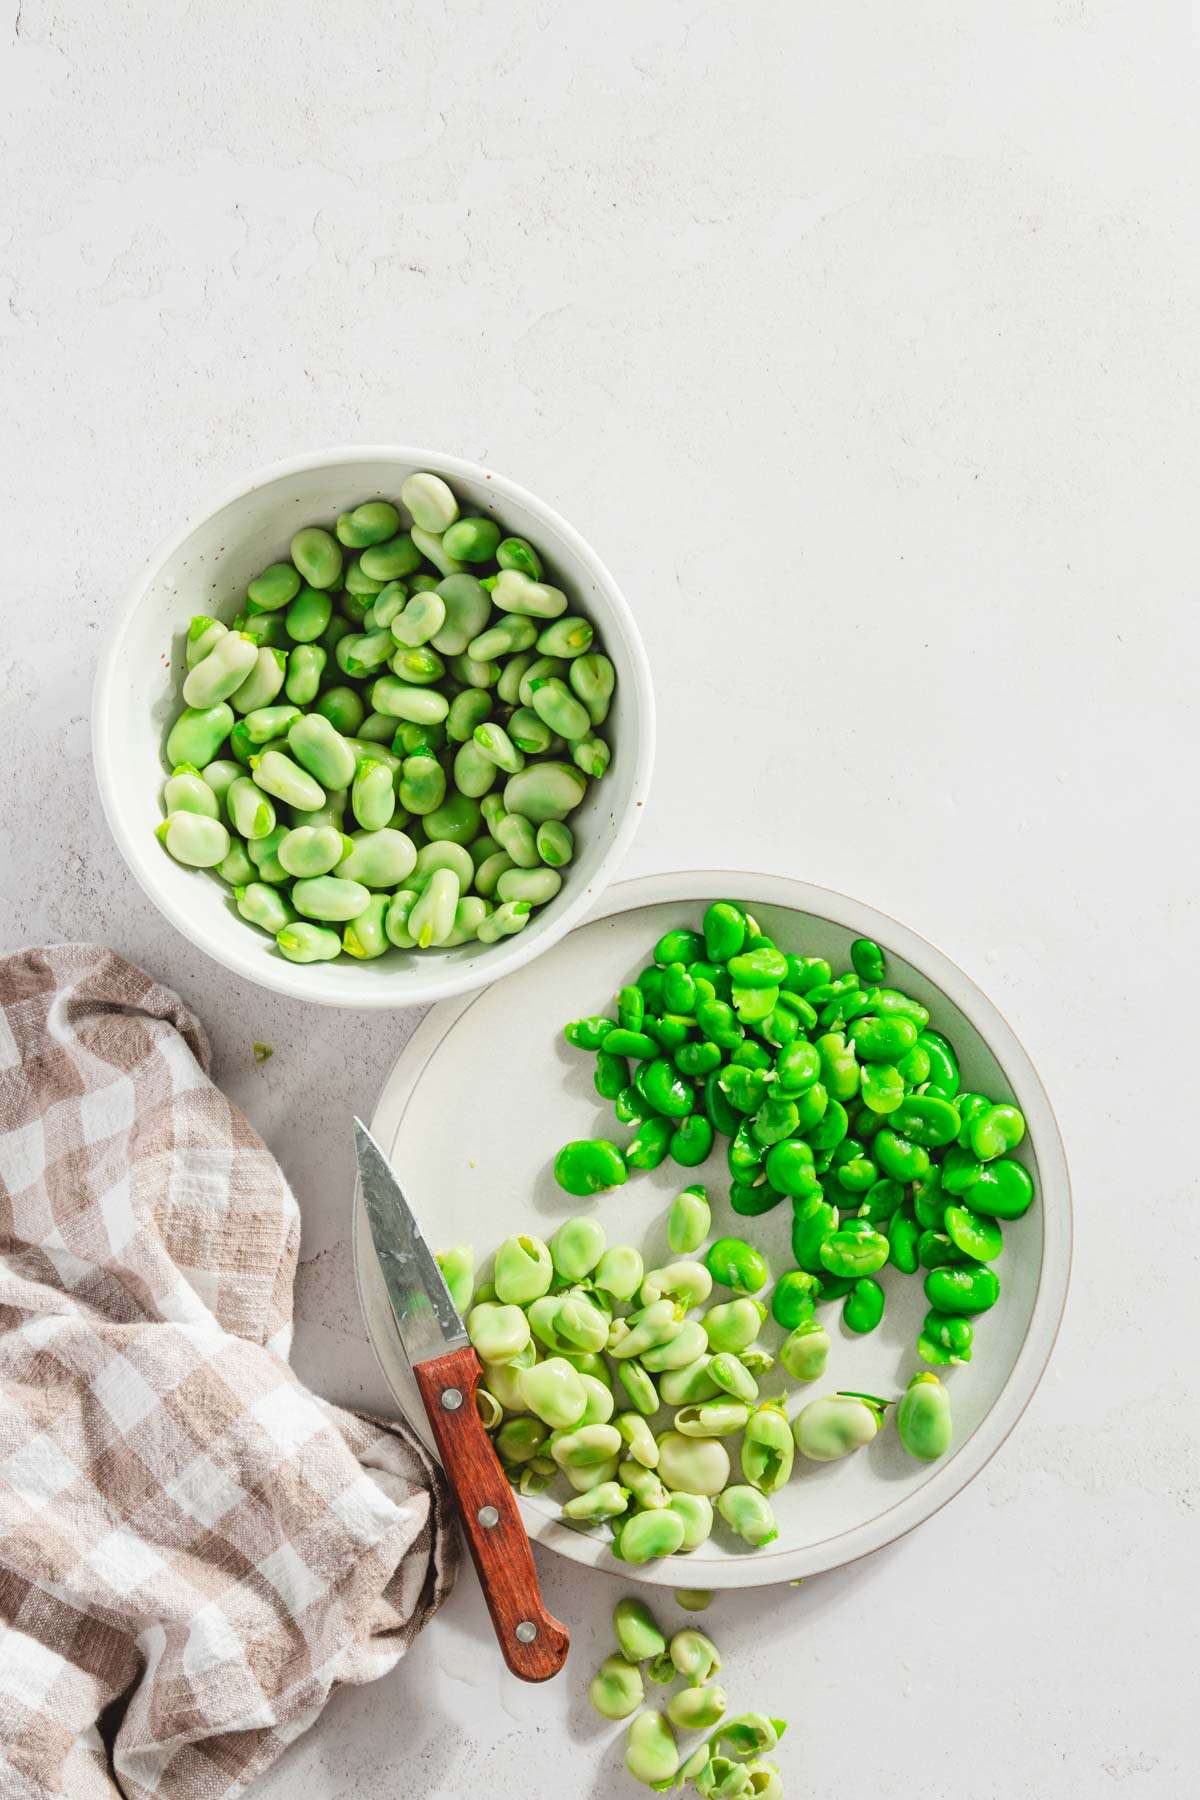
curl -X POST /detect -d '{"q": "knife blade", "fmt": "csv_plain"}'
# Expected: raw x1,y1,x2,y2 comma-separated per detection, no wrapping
353,1119,569,1683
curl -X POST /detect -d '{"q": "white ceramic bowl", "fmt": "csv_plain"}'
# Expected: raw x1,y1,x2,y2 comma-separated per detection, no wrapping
355,870,1072,1588
92,447,655,1007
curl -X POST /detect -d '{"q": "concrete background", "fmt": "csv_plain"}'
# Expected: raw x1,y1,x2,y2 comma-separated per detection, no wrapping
1,3,1195,1795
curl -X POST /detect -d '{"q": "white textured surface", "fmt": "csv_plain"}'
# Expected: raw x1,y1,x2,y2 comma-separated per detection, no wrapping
1,4,1196,1797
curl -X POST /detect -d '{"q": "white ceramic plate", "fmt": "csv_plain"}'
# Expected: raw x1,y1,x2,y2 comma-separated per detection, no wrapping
355,870,1071,1588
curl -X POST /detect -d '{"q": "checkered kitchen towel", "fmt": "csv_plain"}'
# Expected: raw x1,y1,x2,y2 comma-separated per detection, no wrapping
0,946,458,1799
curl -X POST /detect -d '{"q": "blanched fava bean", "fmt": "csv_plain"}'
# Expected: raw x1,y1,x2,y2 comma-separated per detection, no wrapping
896,1371,953,1460
235,881,295,935
250,751,325,812
182,632,259,708
291,875,371,922
793,1392,888,1462
162,765,219,819
717,1484,779,1547
156,812,229,867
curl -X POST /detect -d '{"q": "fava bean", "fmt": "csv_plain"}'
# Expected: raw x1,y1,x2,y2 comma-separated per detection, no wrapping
896,1371,952,1461
793,1392,887,1461
717,1484,779,1547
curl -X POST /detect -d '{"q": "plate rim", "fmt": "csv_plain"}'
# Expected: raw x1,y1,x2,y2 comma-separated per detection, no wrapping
354,867,1073,1588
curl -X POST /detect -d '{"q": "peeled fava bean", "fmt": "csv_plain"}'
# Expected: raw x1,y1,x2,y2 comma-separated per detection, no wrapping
793,1391,888,1462
590,1654,644,1720
896,1371,953,1461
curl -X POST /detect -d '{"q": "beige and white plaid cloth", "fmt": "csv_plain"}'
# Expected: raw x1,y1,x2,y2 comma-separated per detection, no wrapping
0,945,458,1799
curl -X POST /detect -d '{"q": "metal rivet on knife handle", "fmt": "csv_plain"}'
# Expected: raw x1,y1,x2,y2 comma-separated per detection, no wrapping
441,1387,463,1411
477,1505,500,1528
515,1621,538,1644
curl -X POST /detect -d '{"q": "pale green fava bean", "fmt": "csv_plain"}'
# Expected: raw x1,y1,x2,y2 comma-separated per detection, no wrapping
717,1485,779,1547
536,820,573,867
518,1357,587,1428
578,1373,615,1425
792,1392,886,1462
241,703,301,746
285,644,326,704
707,1351,758,1403
741,1403,794,1493
435,1244,474,1316
506,706,552,756
668,1185,712,1256
570,652,616,726
621,1511,687,1567
351,760,396,831
550,1423,622,1472
226,776,276,840
529,677,591,741
250,751,325,811
468,615,537,662
156,812,229,868
550,1216,606,1281
410,524,462,577
670,1627,722,1683
668,1492,715,1551
640,1319,708,1372
247,827,289,882
230,646,286,714
336,500,401,547
291,875,371,922
537,615,594,659
492,568,568,618
779,1320,830,1382
503,762,588,823
675,1401,751,1437
473,851,514,898
398,754,446,816
287,715,358,790
657,1431,731,1497
614,1597,667,1662
430,574,491,655
446,687,492,743
703,1298,766,1354
415,840,474,887
422,792,481,845
451,739,498,799
473,722,525,774
494,811,539,867
616,1412,659,1466
247,562,301,611
476,900,531,942
371,677,450,724
608,1298,680,1361
384,889,418,948
668,1685,728,1730
443,515,502,563
658,1357,722,1406
443,896,489,945
401,472,460,534
200,759,242,810
215,839,255,885
276,921,341,963
390,643,446,686
185,615,227,668
167,704,235,769
896,1371,953,1460
163,766,219,819
234,881,295,935
518,656,568,707
449,651,499,690
182,632,258,708
407,867,459,946
564,1481,628,1524
290,526,343,590
492,1231,554,1303
572,733,610,779
337,829,418,888
390,590,446,648
359,531,421,582
589,1655,644,1720
594,1245,645,1303
467,1301,530,1363
496,867,561,906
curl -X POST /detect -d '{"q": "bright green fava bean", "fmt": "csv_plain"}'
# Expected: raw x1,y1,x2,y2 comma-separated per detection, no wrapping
969,1102,1026,1160
276,921,341,963
247,562,301,611
518,1357,587,1428
493,1233,553,1304
793,1392,887,1461
963,1156,1035,1219
925,1263,1000,1314
285,644,327,705
819,1220,890,1279
156,812,229,868
314,686,365,735
706,1237,769,1295
435,1245,474,1316
569,652,615,726
850,936,886,982
897,1371,953,1461
843,1276,886,1333
590,1654,644,1719
943,1202,1004,1262
554,1138,627,1196
779,1319,830,1381
185,615,227,668
717,1485,779,1547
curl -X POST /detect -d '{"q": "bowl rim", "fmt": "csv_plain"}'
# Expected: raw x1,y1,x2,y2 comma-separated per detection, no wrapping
355,866,1073,1588
91,444,656,1009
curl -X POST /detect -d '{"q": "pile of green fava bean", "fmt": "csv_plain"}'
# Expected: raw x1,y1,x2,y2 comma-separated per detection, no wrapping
589,1597,788,1795
556,906,1035,1373
156,472,616,963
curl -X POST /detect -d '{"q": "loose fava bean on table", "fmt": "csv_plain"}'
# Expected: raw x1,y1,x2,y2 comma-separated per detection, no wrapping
156,473,617,963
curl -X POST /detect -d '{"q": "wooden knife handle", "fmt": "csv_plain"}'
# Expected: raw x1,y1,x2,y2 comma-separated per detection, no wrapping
414,1343,570,1682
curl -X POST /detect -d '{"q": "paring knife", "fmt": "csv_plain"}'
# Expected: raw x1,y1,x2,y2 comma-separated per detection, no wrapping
354,1118,570,1683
